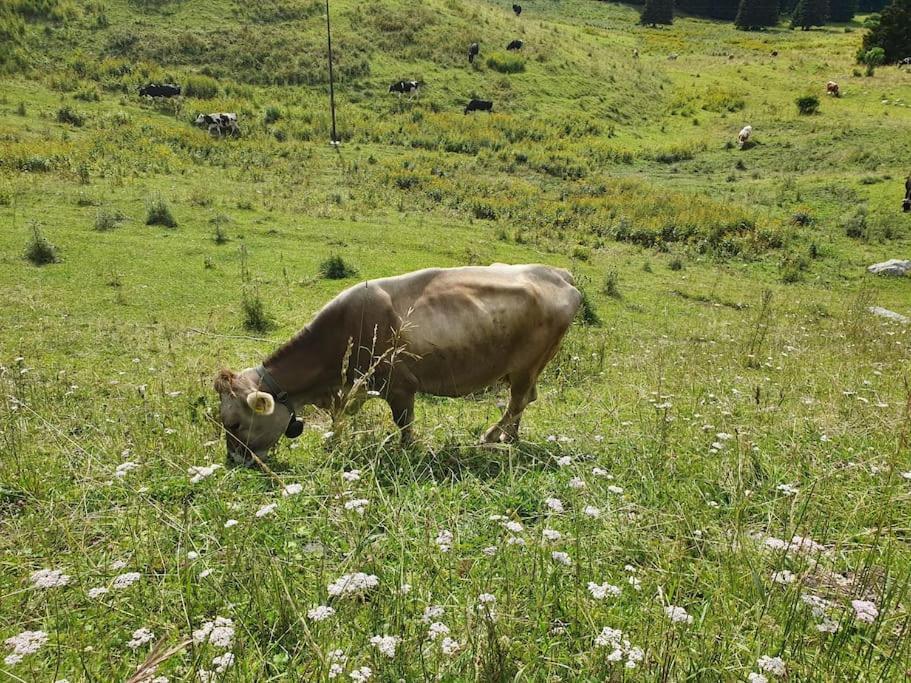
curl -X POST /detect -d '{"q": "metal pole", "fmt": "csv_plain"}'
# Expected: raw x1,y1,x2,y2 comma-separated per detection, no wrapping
326,0,339,145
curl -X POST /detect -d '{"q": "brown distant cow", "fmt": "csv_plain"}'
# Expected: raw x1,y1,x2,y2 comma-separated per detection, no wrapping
826,81,840,97
214,264,582,462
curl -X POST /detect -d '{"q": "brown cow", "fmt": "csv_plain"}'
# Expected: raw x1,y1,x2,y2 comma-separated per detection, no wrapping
826,81,840,97
214,264,581,463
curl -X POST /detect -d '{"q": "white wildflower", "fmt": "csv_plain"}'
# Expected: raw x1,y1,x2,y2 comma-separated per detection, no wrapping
665,605,693,624
255,503,278,518
308,605,335,622
607,485,624,495
224,519,238,528
551,551,572,566
370,635,399,658
435,529,454,552
545,497,565,513
30,568,71,589
478,593,496,604
328,649,347,679
584,505,601,518
344,498,369,515
109,559,128,571
188,463,221,484
801,593,832,618
482,546,498,556
193,617,234,649
556,455,572,466
505,521,524,533
327,572,379,598
212,652,235,674
112,572,141,589
399,583,411,595
422,605,444,623
440,637,461,656
627,576,642,591
851,599,878,623
349,666,372,683
776,483,799,496
427,622,450,641
282,483,303,497
748,674,768,683
342,469,361,482
88,586,109,599
115,461,140,478
757,655,786,677
507,536,526,547
588,582,621,600
187,551,199,561
4,630,48,666
127,627,155,650
198,569,213,579
771,570,795,585
592,467,612,477
568,477,586,490
817,618,840,633
542,528,562,542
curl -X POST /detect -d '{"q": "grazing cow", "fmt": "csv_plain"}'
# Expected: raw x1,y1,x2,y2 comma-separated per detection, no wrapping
899,57,911,66
464,99,494,114
389,80,421,99
468,42,480,63
903,175,911,212
826,81,840,97
771,50,778,57
513,3,522,15
633,48,639,59
738,125,752,148
139,83,181,98
668,53,678,60
213,264,582,461
506,39,524,51
194,113,239,137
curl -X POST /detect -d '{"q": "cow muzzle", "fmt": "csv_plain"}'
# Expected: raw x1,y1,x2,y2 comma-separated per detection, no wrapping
903,199,911,213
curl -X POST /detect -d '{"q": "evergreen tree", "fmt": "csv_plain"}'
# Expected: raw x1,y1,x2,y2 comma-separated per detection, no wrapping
735,0,780,28
861,0,911,62
828,0,857,20
791,0,829,29
641,0,674,25
676,0,740,19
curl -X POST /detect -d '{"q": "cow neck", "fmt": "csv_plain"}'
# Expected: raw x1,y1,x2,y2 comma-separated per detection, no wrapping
261,305,344,407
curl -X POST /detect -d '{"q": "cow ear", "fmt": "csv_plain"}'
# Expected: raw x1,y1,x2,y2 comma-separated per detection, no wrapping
214,369,236,395
246,391,275,415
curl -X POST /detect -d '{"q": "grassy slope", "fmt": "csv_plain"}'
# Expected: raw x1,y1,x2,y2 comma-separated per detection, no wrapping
1,0,911,680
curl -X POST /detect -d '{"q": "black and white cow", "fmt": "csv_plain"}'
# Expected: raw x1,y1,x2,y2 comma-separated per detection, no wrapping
468,42,480,63
194,113,240,137
513,4,522,15
900,57,911,67
506,39,524,51
139,83,181,98
464,99,493,114
903,175,910,213
389,80,421,99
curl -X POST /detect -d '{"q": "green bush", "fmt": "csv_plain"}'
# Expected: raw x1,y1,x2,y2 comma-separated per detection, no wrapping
242,291,274,333
319,255,358,279
264,106,282,124
145,194,177,228
56,105,85,126
577,286,602,326
184,74,219,99
24,225,59,265
94,207,124,231
795,95,819,115
486,52,525,74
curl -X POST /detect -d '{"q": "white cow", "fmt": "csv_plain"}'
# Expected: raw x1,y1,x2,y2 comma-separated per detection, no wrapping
738,125,752,148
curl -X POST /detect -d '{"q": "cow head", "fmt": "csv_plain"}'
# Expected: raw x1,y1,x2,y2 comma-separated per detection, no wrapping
903,198,911,213
194,114,208,126
213,368,295,464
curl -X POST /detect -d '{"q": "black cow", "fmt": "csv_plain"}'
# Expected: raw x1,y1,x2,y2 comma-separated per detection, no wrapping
468,42,480,63
903,175,910,213
194,113,239,137
139,83,181,98
506,40,524,51
464,99,493,114
900,57,911,66
513,3,522,15
389,80,421,98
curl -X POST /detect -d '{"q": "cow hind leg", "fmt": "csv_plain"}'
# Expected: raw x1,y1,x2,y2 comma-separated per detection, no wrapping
482,376,536,444
387,392,416,446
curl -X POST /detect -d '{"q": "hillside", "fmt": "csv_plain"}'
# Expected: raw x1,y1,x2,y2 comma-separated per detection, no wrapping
1,0,911,681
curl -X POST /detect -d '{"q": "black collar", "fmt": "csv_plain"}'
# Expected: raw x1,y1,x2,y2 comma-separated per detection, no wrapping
255,365,294,414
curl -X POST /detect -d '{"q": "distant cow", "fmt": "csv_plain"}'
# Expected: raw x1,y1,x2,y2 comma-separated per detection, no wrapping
506,40,524,51
668,53,678,61
468,42,480,64
771,50,778,57
464,99,493,114
389,80,421,98
826,81,840,97
513,4,522,15
738,125,752,148
899,57,911,66
903,175,910,212
195,113,239,137
139,83,181,98
633,48,639,59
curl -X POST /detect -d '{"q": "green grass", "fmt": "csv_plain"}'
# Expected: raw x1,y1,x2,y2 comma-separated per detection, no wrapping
1,0,911,680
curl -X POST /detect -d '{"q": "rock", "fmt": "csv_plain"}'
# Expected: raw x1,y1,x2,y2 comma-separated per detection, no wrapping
868,306,909,324
867,259,911,276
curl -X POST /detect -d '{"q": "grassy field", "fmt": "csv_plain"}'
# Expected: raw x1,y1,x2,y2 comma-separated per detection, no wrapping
2,0,911,680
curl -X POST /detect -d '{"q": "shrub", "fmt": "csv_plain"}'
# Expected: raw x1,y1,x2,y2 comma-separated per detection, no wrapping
486,52,525,74
791,211,813,226
56,105,84,126
795,95,819,115
264,105,282,124
841,206,868,238
577,287,602,327
94,207,124,231
145,194,177,227
213,219,229,244
602,270,621,299
242,291,274,333
15,101,26,116
668,257,684,271
859,46,886,75
184,74,219,99
25,225,59,265
319,255,357,279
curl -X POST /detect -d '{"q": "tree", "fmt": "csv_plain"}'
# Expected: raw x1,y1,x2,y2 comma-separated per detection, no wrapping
828,0,857,21
791,0,829,29
861,0,911,62
676,0,740,19
641,0,674,25
735,0,780,28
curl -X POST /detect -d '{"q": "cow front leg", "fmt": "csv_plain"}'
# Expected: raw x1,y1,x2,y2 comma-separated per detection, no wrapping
482,380,535,444
387,392,415,446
